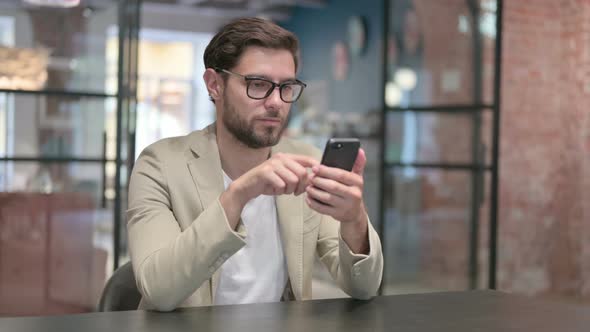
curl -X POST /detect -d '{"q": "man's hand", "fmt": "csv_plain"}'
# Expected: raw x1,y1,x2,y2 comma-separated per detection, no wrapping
235,153,319,200
304,148,369,254
220,153,318,230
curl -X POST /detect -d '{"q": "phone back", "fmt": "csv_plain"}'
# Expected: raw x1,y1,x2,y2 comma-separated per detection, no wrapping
320,138,360,171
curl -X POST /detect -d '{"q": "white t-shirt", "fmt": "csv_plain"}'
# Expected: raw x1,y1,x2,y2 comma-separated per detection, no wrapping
214,171,288,305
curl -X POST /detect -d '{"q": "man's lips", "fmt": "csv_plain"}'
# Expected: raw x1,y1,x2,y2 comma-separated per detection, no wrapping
256,117,282,125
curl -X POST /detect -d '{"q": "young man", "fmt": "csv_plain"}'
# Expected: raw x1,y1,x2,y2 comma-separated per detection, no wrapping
127,17,383,311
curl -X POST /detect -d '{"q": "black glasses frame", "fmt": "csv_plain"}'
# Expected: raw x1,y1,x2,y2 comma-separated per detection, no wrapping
215,68,307,103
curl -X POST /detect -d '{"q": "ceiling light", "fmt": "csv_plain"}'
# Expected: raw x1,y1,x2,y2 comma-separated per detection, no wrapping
394,68,417,91
385,81,402,107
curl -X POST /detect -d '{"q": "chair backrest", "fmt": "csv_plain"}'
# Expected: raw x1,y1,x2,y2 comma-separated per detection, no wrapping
97,261,141,312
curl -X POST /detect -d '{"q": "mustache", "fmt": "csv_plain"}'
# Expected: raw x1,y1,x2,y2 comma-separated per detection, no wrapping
255,110,281,120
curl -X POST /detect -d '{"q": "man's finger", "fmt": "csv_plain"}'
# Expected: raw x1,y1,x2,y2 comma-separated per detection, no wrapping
305,195,336,215
306,185,345,206
311,165,362,187
282,157,309,179
267,172,286,194
274,165,298,194
309,177,347,199
286,154,319,168
351,148,366,176
282,157,310,195
294,172,309,196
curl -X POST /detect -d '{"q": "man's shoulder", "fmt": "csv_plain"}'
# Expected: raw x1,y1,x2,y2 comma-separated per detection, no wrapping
140,134,190,157
139,126,210,158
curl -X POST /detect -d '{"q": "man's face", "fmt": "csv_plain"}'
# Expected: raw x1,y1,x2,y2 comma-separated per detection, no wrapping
220,47,296,149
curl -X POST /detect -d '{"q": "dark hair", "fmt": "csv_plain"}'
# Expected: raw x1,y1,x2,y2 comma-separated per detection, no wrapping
204,17,300,73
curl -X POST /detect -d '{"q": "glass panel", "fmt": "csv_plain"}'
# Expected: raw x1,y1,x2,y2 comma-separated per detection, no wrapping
386,0,497,106
381,167,490,294
133,31,215,160
0,161,112,316
479,0,497,106
385,110,492,165
0,93,113,159
0,1,119,93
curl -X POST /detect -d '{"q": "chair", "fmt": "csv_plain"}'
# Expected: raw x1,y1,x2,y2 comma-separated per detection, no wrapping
97,261,142,311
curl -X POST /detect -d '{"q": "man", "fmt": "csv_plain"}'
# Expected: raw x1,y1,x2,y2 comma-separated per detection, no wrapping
127,17,383,311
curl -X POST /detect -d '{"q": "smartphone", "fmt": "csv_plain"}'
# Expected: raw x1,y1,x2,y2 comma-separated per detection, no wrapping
320,138,360,172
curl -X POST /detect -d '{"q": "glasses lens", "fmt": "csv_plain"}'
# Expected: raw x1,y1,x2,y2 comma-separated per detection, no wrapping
281,83,303,102
247,79,273,99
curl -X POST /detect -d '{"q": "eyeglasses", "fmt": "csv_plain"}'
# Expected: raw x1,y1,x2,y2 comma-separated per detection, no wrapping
216,68,306,103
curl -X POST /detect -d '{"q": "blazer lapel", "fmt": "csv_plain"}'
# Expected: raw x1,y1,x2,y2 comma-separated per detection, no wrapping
187,125,224,211
272,144,303,300
186,124,225,303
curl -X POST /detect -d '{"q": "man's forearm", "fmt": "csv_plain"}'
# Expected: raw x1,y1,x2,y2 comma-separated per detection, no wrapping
219,181,249,230
340,214,370,255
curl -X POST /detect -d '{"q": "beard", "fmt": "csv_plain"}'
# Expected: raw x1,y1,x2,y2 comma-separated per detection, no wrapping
221,93,287,149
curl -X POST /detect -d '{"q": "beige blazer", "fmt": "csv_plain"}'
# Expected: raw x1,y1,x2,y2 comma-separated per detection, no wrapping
127,124,383,311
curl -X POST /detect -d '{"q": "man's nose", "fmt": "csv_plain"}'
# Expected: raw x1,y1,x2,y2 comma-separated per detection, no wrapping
265,86,284,107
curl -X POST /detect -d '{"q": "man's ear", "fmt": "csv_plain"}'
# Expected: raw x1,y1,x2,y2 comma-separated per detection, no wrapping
203,68,223,102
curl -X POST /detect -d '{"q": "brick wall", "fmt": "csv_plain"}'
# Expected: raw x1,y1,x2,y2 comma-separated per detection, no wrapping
499,0,590,301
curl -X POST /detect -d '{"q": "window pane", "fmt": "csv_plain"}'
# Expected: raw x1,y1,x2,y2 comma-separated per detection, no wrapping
0,161,112,316
0,93,114,159
386,0,497,106
0,1,119,93
385,110,492,165
381,167,490,293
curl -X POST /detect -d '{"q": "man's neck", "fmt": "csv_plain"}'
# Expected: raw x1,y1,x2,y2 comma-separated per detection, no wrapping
216,123,271,180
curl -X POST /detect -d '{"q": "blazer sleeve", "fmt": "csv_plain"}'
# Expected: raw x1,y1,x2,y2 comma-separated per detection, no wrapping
314,213,384,300
126,145,246,311
300,142,383,299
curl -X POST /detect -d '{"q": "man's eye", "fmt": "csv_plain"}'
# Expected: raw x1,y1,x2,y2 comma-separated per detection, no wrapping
252,81,268,88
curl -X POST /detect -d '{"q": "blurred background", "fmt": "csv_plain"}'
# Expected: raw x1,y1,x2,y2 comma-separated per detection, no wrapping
0,0,588,316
